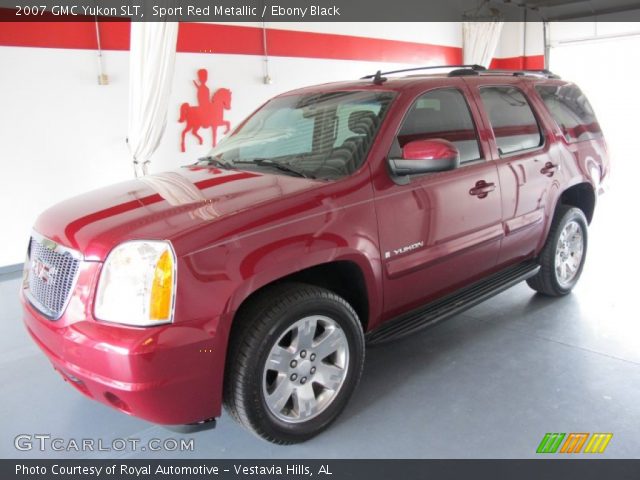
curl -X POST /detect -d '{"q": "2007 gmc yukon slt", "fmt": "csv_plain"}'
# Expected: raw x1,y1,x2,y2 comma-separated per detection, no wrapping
22,65,609,444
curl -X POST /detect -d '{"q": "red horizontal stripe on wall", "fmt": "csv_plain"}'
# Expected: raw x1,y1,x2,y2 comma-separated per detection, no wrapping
490,55,545,70
272,27,461,64
177,22,263,55
0,20,462,64
177,23,463,64
0,20,130,50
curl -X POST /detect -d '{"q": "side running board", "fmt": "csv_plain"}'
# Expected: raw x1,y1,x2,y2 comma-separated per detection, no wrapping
366,261,540,346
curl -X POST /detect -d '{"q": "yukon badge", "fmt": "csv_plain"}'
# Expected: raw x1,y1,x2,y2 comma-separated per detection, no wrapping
384,241,425,259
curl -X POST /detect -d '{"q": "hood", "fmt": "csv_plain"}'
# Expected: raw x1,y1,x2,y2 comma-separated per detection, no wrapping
34,166,322,261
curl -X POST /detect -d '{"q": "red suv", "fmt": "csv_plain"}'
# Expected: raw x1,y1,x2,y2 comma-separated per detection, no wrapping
22,65,608,444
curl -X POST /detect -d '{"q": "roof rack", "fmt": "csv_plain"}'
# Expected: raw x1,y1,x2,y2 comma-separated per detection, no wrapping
362,64,486,84
516,69,561,79
361,65,560,83
448,67,561,79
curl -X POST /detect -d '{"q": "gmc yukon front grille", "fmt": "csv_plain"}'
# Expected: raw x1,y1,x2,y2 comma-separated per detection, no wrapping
25,233,81,319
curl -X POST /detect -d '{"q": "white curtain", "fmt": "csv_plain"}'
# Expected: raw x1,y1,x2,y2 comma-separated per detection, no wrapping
463,21,504,68
128,22,179,177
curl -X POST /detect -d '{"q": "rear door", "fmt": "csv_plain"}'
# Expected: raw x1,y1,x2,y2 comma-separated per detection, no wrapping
467,79,558,266
373,84,502,319
533,82,608,191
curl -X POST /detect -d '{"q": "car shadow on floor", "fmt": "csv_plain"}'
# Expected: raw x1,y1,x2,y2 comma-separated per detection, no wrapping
345,288,570,419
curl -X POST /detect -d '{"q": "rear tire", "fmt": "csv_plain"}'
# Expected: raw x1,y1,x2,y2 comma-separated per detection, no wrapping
527,205,588,296
223,283,365,444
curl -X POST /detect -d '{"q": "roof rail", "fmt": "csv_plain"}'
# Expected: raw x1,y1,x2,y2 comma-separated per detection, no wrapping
518,69,561,79
449,67,561,79
362,64,486,84
361,65,560,83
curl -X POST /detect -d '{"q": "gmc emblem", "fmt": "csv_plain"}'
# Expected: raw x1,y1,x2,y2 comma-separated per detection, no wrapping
31,258,56,284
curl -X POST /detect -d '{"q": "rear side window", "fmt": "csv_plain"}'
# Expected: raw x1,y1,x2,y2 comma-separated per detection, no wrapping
480,86,543,155
396,88,481,163
535,84,602,143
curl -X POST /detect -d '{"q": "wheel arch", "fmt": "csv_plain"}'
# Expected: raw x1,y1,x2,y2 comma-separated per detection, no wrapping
230,259,373,333
558,182,596,224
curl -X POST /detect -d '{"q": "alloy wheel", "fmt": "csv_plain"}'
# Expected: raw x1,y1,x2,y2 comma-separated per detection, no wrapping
262,315,349,423
554,220,584,288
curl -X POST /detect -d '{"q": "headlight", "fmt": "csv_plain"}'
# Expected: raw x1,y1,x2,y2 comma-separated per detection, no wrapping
95,240,176,326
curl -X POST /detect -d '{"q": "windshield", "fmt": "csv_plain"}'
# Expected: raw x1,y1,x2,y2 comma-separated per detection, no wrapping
199,90,395,180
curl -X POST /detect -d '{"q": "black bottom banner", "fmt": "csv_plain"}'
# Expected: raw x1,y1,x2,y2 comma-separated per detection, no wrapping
3,459,640,480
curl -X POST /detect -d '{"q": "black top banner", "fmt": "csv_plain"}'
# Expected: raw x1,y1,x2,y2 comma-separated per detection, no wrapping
1,0,640,22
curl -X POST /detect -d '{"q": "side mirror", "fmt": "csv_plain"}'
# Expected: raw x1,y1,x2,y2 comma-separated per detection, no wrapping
389,139,460,176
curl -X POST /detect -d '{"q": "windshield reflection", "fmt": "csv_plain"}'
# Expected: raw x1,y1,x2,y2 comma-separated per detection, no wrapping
200,90,394,181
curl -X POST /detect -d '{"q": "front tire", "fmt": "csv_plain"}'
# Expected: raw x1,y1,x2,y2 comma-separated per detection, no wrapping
223,283,365,444
527,205,588,296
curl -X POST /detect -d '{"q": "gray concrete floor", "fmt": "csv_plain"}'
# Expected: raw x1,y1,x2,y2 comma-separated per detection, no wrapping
2,193,639,459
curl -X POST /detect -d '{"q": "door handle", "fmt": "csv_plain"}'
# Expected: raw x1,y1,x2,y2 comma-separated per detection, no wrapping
540,162,559,177
469,180,496,199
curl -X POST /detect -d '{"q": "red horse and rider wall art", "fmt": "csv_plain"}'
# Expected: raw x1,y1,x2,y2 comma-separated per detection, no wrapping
179,69,232,152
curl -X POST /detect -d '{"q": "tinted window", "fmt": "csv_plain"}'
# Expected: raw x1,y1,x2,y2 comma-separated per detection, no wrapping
535,84,602,143
203,91,394,180
396,89,481,163
480,86,542,155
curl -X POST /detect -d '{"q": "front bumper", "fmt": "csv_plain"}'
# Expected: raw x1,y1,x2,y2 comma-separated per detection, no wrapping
21,281,222,425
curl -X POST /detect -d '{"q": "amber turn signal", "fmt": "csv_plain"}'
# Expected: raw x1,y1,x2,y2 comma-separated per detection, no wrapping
150,249,174,321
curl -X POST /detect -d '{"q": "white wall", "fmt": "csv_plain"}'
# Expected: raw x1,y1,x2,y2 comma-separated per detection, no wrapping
0,22,463,267
0,47,132,267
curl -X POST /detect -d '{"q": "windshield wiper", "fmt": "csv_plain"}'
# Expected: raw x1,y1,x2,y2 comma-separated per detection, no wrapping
233,158,315,179
197,156,236,170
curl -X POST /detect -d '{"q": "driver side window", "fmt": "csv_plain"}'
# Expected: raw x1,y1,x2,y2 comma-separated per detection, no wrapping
395,88,482,164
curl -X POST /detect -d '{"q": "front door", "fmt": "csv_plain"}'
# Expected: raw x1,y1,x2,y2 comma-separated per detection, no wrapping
374,86,503,319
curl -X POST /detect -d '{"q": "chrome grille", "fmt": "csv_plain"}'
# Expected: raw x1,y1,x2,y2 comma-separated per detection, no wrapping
25,234,81,319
